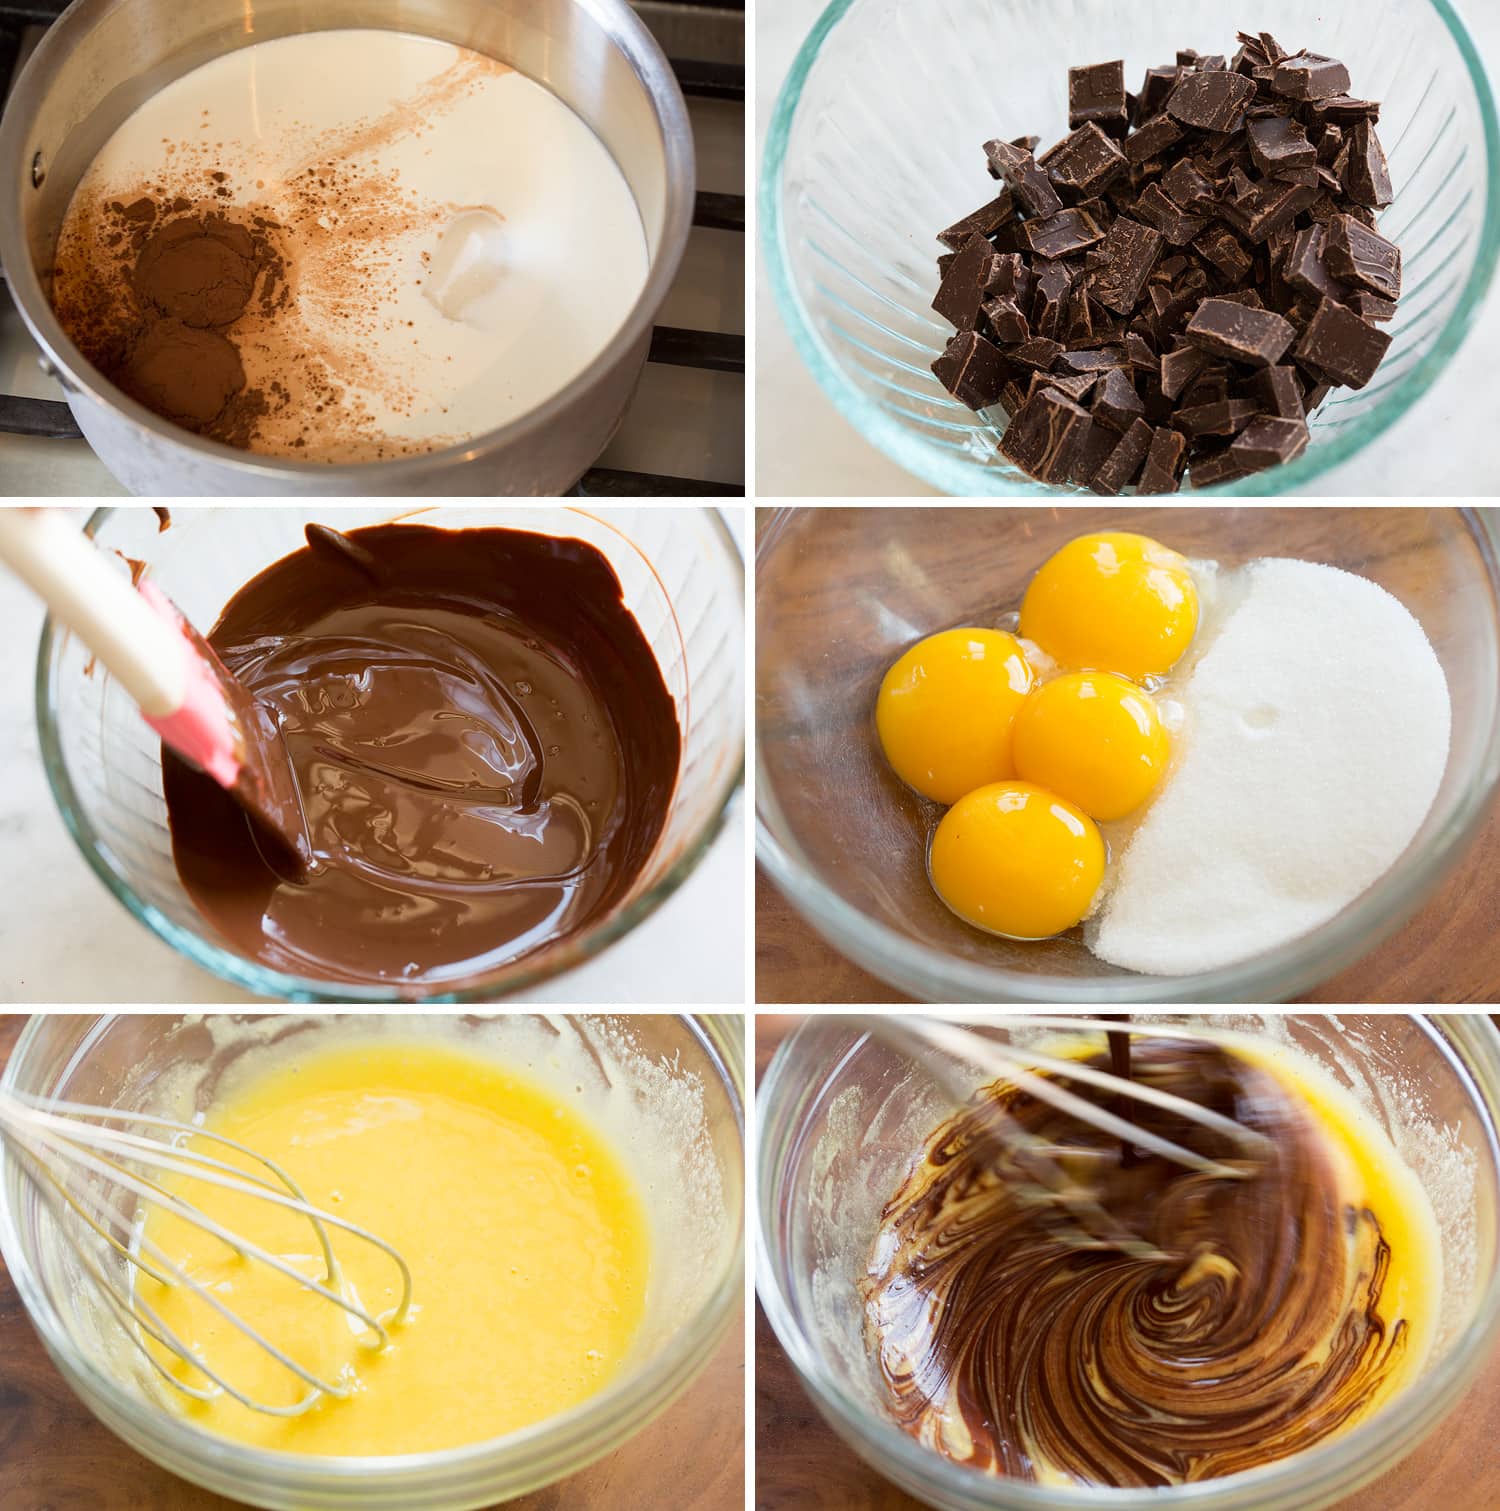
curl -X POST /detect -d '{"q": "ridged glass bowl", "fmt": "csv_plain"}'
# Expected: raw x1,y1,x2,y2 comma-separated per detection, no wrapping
762,0,1500,496
36,506,745,1004
757,1013,1500,1511
1,1012,745,1511
756,506,1500,1003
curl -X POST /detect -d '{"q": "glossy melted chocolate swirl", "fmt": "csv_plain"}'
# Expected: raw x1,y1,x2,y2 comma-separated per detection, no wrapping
161,523,679,988
862,1040,1407,1487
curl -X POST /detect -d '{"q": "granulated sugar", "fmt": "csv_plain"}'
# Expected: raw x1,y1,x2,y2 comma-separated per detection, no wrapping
1089,558,1450,976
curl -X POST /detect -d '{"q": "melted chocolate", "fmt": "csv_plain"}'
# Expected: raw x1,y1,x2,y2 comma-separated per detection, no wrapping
161,524,679,988
863,1040,1406,1487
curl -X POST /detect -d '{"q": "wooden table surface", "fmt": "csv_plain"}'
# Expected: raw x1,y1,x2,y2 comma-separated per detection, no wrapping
754,1015,1500,1510
0,1015,744,1511
756,506,1500,1006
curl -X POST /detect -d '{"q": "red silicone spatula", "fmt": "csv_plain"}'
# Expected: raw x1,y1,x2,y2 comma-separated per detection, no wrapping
0,508,310,874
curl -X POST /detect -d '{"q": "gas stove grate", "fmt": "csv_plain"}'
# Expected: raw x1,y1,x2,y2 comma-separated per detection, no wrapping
0,0,744,497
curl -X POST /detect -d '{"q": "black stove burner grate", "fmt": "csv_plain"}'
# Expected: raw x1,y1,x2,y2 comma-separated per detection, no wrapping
0,0,744,497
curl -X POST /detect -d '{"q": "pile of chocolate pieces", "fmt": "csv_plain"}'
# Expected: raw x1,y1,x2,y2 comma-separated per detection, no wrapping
929,32,1399,493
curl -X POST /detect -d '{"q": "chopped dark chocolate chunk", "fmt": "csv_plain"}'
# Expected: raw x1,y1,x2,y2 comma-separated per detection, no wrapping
1311,95,1381,125
1226,180,1320,244
1190,446,1253,487
1092,366,1145,431
1060,286,1096,344
981,296,1031,344
1089,217,1164,313
1089,416,1155,494
1069,60,1128,135
1174,398,1260,436
1161,157,1215,208
937,192,1016,250
1010,337,1066,370
1024,207,1106,259
1136,425,1188,494
1029,369,1097,404
1032,261,1075,340
1160,343,1208,400
1042,123,1129,198
1139,66,1181,119
1282,223,1345,301
985,138,1064,218
932,233,1001,330
1347,290,1398,322
931,330,1009,409
1247,364,1306,420
1229,413,1311,470
1185,297,1296,367
1057,345,1128,374
1135,183,1208,245
1124,330,1158,370
1067,418,1120,486
1342,119,1393,208
1294,296,1391,388
1165,69,1256,133
998,386,1092,481
1324,214,1401,299
1271,53,1351,101
1195,227,1255,283
1247,115,1316,174
1122,113,1184,165
990,251,1033,307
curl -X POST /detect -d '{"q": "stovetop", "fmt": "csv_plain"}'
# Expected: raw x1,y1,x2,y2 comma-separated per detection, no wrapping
0,0,744,496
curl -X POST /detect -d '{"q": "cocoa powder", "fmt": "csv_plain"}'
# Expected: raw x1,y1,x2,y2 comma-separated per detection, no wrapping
54,199,284,448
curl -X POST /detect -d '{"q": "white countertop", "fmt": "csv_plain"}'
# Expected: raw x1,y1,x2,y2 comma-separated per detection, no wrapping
0,507,746,1006
756,0,1500,497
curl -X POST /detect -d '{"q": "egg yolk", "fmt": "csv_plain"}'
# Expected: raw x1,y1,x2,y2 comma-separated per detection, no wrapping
928,781,1106,939
1012,671,1170,822
876,628,1035,804
1019,532,1198,680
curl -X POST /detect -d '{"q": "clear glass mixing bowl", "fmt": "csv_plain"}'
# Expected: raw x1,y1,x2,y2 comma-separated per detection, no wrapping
757,1012,1500,1511
756,506,1500,1003
762,0,1500,496
0,1012,745,1511
36,506,745,1003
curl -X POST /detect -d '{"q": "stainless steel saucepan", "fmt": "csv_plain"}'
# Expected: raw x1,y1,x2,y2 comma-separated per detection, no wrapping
0,0,694,496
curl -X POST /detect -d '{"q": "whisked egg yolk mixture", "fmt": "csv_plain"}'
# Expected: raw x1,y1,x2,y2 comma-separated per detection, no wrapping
135,1041,650,1455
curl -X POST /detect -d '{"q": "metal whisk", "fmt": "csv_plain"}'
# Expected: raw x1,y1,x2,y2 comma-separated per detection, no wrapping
864,1014,1275,1260
0,1087,413,1416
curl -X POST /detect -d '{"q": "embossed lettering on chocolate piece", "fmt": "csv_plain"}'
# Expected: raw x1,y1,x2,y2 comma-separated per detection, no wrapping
1068,61,1128,134
862,1040,1413,1488
1324,215,1402,301
161,524,680,988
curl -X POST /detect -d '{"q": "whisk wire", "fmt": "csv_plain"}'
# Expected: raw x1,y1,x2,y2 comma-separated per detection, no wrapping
863,1015,1273,1261
0,1089,415,1417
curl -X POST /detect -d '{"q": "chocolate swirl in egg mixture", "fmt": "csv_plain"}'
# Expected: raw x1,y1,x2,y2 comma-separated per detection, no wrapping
161,524,679,987
862,1040,1408,1487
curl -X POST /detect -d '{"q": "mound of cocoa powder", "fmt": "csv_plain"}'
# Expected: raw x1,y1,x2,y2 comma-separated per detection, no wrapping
54,196,286,448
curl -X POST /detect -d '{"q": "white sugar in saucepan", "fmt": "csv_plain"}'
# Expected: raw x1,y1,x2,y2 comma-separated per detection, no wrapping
1089,558,1451,977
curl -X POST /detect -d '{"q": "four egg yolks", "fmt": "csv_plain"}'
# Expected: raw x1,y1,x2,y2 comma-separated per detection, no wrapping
929,782,1106,939
1020,531,1198,681
876,627,1034,804
878,532,1192,940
